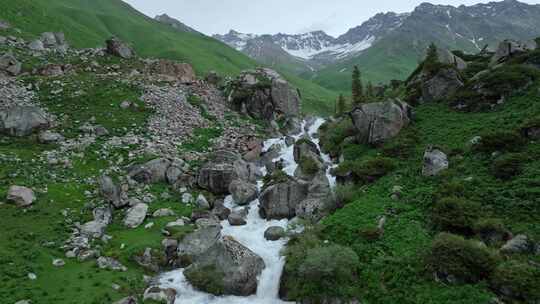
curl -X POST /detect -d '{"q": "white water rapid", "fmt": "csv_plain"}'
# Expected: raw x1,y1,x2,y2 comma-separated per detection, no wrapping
159,118,335,304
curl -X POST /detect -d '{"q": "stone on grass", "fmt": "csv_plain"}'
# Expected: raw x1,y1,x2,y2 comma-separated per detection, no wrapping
97,256,127,272
7,185,36,207
196,194,210,209
123,203,148,228
52,259,65,267
422,147,449,176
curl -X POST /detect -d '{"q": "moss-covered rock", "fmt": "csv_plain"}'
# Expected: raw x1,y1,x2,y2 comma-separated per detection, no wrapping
184,265,225,296
431,197,480,235
490,261,540,303
490,153,526,180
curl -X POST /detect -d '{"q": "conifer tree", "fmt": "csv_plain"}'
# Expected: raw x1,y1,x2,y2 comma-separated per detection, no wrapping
351,65,363,105
423,43,439,74
336,94,346,116
366,81,374,99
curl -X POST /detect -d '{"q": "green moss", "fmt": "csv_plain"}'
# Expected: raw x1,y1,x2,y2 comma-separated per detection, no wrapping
299,156,320,176
427,233,500,284
184,265,225,296
431,197,481,235
319,118,356,158
490,261,540,302
164,225,196,241
473,218,510,246
490,153,526,180
341,156,396,184
262,169,290,190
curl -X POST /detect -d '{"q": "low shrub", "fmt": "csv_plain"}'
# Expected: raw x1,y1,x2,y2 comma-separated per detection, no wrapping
473,131,525,153
431,197,480,235
262,169,290,189
381,129,420,159
334,183,358,208
281,231,359,301
433,180,468,202
298,156,321,176
184,265,225,295
346,156,396,184
490,153,526,180
427,233,500,284
473,218,510,246
319,118,356,158
490,261,540,302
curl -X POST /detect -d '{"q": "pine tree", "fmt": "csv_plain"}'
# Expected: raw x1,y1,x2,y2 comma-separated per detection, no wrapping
336,94,346,116
423,43,439,74
351,65,363,105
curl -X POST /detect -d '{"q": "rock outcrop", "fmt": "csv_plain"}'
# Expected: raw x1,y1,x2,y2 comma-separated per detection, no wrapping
421,68,464,102
349,99,412,145
7,186,36,207
198,151,259,195
0,53,22,76
106,37,134,59
147,59,196,83
228,68,300,122
490,39,537,66
259,178,308,220
0,106,50,136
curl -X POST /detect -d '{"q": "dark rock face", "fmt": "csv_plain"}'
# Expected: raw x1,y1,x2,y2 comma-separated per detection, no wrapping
229,68,300,122
198,151,258,195
259,178,308,220
106,37,134,59
349,99,412,145
421,68,464,102
0,106,50,136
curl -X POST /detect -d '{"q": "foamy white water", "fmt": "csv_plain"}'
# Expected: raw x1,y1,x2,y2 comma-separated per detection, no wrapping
159,118,334,304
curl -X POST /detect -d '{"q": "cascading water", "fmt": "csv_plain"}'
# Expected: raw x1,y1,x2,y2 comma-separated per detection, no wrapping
159,118,335,304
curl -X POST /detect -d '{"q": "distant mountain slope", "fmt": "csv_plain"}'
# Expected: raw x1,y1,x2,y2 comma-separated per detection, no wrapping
313,0,540,91
154,13,200,34
0,0,337,114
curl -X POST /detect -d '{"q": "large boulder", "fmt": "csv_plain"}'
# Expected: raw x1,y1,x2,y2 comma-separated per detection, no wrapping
198,151,258,194
295,173,334,222
106,37,134,59
185,236,265,296
421,68,464,102
177,226,221,266
293,137,321,163
39,32,69,52
7,185,36,207
98,175,122,207
490,39,537,66
80,220,107,239
0,53,22,76
0,106,50,136
259,178,308,220
123,203,148,228
439,49,467,71
128,158,171,184
422,147,449,176
147,59,196,83
229,68,300,121
228,179,258,205
349,99,412,145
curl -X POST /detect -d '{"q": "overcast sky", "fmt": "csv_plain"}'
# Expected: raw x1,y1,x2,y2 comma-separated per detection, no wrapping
124,0,540,37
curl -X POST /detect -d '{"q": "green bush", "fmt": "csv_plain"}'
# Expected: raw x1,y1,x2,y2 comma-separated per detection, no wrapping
473,131,525,153
433,180,468,201
381,129,420,159
473,218,510,246
338,156,396,184
262,169,290,189
164,225,196,241
490,153,526,180
431,197,480,234
319,118,356,158
427,233,500,284
184,265,225,295
281,232,359,301
490,261,540,302
299,156,321,176
334,183,358,208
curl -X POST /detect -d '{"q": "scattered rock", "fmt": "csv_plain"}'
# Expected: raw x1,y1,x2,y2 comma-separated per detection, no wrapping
227,212,247,226
80,220,107,239
128,158,171,184
422,147,449,176
113,296,137,304
99,175,122,208
500,234,534,254
0,53,22,76
28,39,45,51
6,185,36,207
491,39,537,66
147,59,196,83
177,226,221,266
264,226,285,241
38,130,64,144
106,37,134,59
153,208,175,218
123,203,148,228
182,193,193,204
143,286,176,304
196,194,210,209
259,178,308,220
52,259,65,267
97,256,127,271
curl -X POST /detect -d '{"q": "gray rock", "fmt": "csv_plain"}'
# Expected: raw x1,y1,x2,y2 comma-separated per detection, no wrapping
0,106,50,136
123,203,148,228
143,286,176,304
227,212,247,226
6,185,36,207
198,151,255,194
177,226,221,266
259,178,308,220
40,32,57,47
293,137,321,163
230,68,300,121
228,179,258,205
350,99,412,145
97,256,127,271
264,226,285,241
98,175,122,207
38,130,64,144
0,20,10,30
166,219,185,228
113,296,137,304
421,68,464,102
80,220,107,239
500,234,534,254
186,236,265,296
165,165,183,185
196,194,210,209
106,37,134,59
422,147,449,176
52,259,65,267
182,193,193,204
28,39,45,51
296,173,334,222
491,39,537,66
128,158,171,184
153,208,175,218
211,203,231,221
438,49,467,71
0,53,22,76
39,64,65,77
93,205,112,225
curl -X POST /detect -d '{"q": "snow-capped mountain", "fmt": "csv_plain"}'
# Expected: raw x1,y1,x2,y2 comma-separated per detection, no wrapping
214,11,405,65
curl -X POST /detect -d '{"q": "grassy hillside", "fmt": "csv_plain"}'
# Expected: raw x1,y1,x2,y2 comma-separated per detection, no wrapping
0,0,337,115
